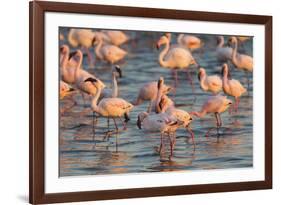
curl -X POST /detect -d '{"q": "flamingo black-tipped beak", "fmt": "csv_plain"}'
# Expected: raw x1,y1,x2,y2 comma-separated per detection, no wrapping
197,71,201,81
84,77,97,84
137,116,142,129
69,88,75,92
124,113,130,123
92,37,96,45
60,47,64,52
115,65,122,78
68,51,77,60
156,43,160,50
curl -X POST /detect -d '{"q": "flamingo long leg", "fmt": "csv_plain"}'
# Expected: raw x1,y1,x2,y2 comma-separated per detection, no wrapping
186,127,195,146
186,69,195,93
159,133,164,154
215,112,220,136
92,112,96,141
112,118,119,131
172,69,179,88
168,133,174,157
118,116,127,130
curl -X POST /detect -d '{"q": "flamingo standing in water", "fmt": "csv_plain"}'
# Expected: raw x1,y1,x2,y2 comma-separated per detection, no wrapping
216,36,233,62
221,64,247,113
191,95,232,137
156,35,198,90
198,67,222,94
133,79,172,113
93,35,127,65
85,78,134,138
68,29,96,67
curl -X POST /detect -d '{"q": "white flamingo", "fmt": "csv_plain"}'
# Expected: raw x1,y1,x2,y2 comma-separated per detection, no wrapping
177,34,203,51
93,35,127,65
216,36,233,62
68,29,96,67
133,80,172,113
191,95,232,137
221,64,247,113
100,65,122,100
156,35,197,89
228,36,253,72
85,78,134,137
198,67,222,94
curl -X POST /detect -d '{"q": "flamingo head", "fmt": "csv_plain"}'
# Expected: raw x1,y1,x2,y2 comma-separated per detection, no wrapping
68,49,83,61
137,112,148,129
84,77,106,89
60,45,69,54
228,36,238,47
113,65,122,78
156,36,169,49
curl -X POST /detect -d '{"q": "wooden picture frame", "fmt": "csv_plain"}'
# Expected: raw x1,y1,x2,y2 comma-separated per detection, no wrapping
29,1,272,204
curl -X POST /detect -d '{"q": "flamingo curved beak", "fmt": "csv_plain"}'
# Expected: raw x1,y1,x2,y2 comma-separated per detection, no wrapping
156,43,160,50
137,116,142,129
115,65,122,78
68,51,77,60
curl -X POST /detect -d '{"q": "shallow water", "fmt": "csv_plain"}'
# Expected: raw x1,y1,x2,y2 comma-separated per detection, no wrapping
59,29,253,177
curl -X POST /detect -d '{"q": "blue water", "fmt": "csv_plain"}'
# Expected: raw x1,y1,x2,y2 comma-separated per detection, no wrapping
59,28,253,176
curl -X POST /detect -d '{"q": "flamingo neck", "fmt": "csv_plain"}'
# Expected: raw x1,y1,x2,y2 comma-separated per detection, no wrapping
217,38,224,48
231,41,238,65
200,74,208,91
91,86,101,113
74,54,83,81
158,41,170,67
60,52,69,72
111,73,118,98
155,83,164,113
95,38,103,60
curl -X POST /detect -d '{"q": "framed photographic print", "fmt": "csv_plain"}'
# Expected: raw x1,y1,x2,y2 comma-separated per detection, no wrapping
29,1,272,204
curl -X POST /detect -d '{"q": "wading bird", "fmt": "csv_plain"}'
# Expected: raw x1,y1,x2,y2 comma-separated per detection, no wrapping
191,95,232,137
198,67,222,94
216,36,233,62
221,64,247,113
177,34,203,51
156,35,198,89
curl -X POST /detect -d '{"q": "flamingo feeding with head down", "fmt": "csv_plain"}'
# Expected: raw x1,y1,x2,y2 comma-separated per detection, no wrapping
156,35,198,89
85,78,134,138
191,95,232,137
93,35,127,65
68,29,96,67
221,64,247,113
198,67,222,94
216,36,233,62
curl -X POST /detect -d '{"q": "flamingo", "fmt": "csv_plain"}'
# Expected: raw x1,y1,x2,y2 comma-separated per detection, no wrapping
156,35,197,89
68,29,96,67
68,50,106,105
198,67,222,94
216,36,233,62
100,30,129,46
177,34,203,51
85,78,134,138
191,95,232,137
93,35,127,65
100,65,122,100
155,78,195,146
133,80,172,113
221,64,247,113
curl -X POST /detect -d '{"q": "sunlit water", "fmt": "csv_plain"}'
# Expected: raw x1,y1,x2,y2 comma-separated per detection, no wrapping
59,29,253,177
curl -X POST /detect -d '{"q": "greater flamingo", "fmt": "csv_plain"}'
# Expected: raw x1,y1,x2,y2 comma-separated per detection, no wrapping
221,64,247,113
93,35,127,65
177,34,203,51
156,35,197,89
216,36,233,62
85,78,134,138
191,95,232,137
68,29,96,67
198,67,222,94
133,79,172,113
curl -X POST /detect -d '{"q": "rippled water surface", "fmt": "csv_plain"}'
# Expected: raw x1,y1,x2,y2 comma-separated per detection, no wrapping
59,29,253,177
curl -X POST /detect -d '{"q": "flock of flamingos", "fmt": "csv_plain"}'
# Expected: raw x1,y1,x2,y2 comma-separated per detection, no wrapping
59,28,253,159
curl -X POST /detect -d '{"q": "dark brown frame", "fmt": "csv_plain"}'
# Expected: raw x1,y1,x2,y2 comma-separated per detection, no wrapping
29,1,272,204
